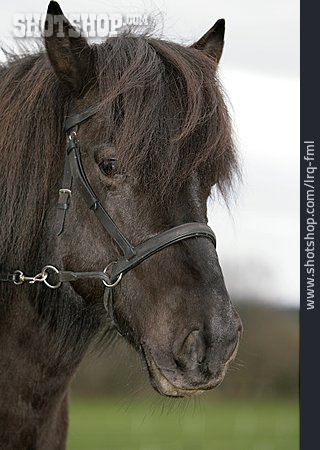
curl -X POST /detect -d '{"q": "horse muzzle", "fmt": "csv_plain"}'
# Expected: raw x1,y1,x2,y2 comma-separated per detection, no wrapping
142,328,241,397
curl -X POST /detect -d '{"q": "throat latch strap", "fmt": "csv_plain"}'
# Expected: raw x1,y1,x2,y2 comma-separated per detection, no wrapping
58,107,137,260
0,272,21,284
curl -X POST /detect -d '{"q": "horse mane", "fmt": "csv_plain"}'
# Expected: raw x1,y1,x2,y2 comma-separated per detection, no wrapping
0,49,65,269
0,32,238,270
94,34,238,203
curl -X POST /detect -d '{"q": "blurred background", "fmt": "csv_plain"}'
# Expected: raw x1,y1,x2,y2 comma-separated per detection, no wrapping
1,1,299,449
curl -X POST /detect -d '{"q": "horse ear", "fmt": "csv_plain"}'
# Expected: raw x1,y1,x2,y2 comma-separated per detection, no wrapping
44,1,93,94
192,19,225,63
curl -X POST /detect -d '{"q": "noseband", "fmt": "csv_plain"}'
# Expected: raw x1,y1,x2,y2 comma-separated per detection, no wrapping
0,105,216,303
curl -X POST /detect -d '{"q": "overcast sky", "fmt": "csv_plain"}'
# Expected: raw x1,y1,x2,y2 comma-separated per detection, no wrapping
0,1,299,306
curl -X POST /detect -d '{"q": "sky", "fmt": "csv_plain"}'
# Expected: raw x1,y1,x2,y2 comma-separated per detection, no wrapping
0,1,299,306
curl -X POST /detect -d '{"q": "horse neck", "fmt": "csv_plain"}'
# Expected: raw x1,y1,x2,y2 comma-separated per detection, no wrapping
0,247,101,449
0,57,98,448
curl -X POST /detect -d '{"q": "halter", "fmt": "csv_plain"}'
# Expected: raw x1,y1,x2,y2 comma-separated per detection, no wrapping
0,105,216,299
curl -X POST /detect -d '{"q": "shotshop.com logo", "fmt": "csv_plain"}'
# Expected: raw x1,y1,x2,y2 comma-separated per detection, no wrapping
13,13,150,38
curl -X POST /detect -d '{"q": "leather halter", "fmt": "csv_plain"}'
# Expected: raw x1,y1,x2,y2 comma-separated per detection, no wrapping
0,105,216,295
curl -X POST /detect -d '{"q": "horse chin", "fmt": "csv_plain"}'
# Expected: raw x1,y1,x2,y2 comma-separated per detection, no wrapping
142,346,223,398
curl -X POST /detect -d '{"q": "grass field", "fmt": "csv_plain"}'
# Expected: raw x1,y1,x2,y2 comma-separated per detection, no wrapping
68,398,298,450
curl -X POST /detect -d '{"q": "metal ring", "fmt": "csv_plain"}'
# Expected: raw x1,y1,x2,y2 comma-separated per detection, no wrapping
103,262,123,288
42,265,62,289
68,131,77,142
13,270,24,285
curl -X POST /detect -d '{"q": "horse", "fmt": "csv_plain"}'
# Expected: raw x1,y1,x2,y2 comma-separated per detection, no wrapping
0,1,242,448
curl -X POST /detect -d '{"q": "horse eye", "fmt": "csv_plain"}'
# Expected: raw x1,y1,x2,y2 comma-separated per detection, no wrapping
99,158,117,177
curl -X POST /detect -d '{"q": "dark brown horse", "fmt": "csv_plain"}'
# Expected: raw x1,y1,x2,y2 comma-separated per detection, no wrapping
0,1,242,448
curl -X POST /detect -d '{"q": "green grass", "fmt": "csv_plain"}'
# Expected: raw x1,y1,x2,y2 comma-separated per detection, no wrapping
68,398,298,450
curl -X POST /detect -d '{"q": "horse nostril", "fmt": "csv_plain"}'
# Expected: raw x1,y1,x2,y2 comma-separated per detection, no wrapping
173,330,205,371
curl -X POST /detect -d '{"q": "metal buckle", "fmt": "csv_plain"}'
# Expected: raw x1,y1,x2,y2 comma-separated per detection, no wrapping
59,188,71,197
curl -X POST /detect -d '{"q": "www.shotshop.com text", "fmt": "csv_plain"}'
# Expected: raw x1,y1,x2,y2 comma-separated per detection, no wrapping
304,141,317,310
